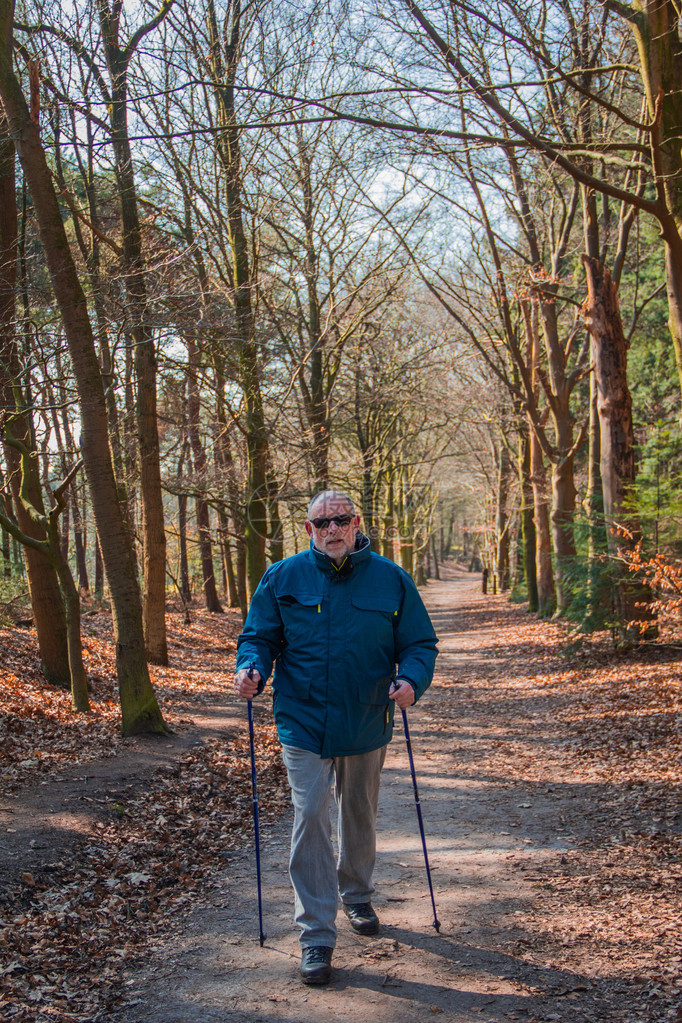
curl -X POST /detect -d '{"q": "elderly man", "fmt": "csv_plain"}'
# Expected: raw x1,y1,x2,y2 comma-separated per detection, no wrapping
234,489,438,985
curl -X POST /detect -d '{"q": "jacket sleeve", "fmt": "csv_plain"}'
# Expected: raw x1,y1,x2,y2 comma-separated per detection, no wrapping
394,573,438,702
236,571,283,687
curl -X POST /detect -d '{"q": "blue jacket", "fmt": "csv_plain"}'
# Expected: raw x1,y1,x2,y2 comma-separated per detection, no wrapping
236,534,438,757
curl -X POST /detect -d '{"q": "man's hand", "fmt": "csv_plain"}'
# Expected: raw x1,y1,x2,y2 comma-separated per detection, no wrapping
234,667,261,699
389,679,415,709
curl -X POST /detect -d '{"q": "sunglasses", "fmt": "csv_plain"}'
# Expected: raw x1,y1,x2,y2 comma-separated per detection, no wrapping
310,514,353,530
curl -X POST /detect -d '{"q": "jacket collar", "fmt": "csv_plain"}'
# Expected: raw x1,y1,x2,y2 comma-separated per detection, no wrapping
310,531,371,576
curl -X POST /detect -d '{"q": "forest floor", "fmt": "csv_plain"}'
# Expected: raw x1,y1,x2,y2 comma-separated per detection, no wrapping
0,564,681,1023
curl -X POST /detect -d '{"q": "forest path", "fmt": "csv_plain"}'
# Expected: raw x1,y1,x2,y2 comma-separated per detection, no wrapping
111,565,636,1023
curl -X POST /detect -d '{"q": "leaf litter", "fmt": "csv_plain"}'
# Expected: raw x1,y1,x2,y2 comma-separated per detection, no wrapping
430,589,681,1022
0,606,288,1021
0,590,681,1021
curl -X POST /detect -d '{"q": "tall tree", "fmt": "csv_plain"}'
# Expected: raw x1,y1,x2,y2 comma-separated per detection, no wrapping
205,0,268,598
0,0,166,734
0,117,70,684
96,0,173,664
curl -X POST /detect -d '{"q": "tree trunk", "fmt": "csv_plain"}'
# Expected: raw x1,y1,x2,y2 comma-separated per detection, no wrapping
399,469,414,576
94,535,104,598
354,367,379,552
495,442,511,592
3,440,71,683
71,485,89,593
630,3,682,402
186,336,222,612
59,492,70,561
539,295,578,613
0,464,90,712
381,473,395,561
221,523,239,608
178,496,191,604
0,116,70,684
550,454,577,612
530,429,555,616
52,534,90,713
236,538,248,623
0,15,165,734
430,534,441,580
1,500,9,576
118,134,168,660
214,357,248,617
207,0,268,599
584,353,610,629
267,477,284,564
519,422,538,611
583,256,650,640
297,136,330,488
97,5,168,665
522,300,555,616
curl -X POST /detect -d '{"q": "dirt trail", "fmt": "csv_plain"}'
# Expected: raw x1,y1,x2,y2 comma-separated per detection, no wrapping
107,566,639,1023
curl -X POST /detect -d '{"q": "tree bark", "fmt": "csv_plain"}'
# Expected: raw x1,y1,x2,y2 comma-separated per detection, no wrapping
0,8,165,733
177,439,192,604
519,421,538,611
583,256,651,640
430,534,441,580
1,497,9,576
214,357,248,616
629,1,682,398
584,353,610,628
0,458,90,712
94,535,104,598
297,135,330,488
207,0,267,599
522,300,555,616
97,4,168,664
71,484,89,593
221,521,239,608
267,473,284,565
0,116,70,684
186,337,222,612
51,523,90,712
381,472,395,561
495,441,511,592
399,468,414,576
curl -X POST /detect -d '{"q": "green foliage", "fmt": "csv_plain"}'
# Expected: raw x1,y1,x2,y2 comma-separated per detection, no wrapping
548,510,617,634
0,573,30,628
629,419,682,556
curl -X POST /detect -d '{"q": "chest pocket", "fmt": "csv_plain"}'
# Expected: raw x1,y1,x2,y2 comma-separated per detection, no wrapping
277,591,321,640
351,591,400,616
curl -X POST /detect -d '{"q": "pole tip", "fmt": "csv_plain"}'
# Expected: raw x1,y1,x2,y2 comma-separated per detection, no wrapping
259,934,266,946
433,920,441,933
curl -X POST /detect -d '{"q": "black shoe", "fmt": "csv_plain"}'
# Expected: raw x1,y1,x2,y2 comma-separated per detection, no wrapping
343,901,380,935
300,945,333,985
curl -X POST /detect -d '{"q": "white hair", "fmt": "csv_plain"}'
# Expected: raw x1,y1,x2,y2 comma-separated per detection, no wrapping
307,489,356,518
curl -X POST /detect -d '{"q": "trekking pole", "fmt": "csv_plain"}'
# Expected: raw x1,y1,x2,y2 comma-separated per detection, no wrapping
394,684,441,933
247,664,266,946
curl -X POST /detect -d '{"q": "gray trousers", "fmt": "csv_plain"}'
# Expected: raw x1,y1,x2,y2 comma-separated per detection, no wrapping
281,744,387,948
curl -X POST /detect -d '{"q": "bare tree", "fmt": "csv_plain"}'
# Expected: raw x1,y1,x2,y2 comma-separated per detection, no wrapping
0,0,166,734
